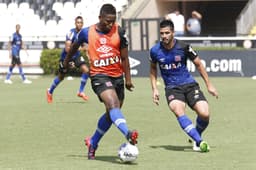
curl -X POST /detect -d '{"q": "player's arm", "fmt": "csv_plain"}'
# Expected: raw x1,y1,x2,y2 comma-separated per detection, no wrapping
21,40,29,56
63,42,80,71
120,46,134,91
193,56,218,98
8,40,12,58
149,60,160,105
119,26,134,91
186,45,218,98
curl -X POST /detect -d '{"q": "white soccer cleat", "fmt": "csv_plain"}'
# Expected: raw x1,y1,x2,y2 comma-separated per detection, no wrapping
4,79,13,84
192,141,201,152
23,79,32,84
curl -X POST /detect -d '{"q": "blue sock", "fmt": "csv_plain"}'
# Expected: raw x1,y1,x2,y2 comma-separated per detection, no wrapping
18,67,26,80
196,116,209,136
6,67,13,80
78,73,88,93
49,77,61,94
109,108,129,136
91,113,112,149
178,114,202,146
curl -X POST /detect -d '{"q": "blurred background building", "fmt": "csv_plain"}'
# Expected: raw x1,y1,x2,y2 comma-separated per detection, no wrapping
0,0,254,40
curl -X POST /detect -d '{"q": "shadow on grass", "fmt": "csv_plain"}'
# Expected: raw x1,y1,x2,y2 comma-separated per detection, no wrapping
67,155,138,165
56,101,87,104
150,145,193,152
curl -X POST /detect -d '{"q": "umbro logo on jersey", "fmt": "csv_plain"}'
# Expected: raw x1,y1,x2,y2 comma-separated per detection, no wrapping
96,45,113,54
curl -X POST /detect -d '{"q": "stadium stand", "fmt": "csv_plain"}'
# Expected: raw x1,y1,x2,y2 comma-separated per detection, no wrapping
0,0,130,38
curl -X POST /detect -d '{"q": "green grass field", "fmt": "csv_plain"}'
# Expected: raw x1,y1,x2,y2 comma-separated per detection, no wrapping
0,76,255,170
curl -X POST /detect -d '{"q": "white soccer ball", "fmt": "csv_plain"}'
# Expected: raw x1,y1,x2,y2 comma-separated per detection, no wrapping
118,142,139,163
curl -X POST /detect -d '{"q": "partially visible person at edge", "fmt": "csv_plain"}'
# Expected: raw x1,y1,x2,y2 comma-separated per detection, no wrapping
165,9,185,36
186,10,202,36
62,4,138,159
4,24,32,84
46,16,89,103
149,19,218,152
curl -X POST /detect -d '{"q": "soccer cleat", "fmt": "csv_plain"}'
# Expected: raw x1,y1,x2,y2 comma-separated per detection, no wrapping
23,79,32,84
4,79,13,84
199,141,210,152
85,137,96,160
46,89,53,103
192,141,201,152
126,130,139,145
77,92,89,101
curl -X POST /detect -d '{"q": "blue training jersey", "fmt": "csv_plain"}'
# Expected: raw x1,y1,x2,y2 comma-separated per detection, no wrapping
150,39,198,88
60,28,81,61
76,27,89,45
11,32,22,57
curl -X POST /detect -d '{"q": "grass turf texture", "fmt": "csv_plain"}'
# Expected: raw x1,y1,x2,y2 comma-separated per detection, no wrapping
0,76,255,170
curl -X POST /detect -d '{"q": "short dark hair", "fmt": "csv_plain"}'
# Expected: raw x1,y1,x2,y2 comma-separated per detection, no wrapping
160,19,174,30
100,3,116,16
75,16,83,21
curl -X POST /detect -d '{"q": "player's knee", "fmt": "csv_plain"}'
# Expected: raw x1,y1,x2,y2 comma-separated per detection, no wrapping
80,64,89,73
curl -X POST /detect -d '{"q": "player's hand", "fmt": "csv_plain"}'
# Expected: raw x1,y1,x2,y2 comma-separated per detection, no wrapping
207,83,218,99
59,61,68,74
153,89,160,105
125,81,134,91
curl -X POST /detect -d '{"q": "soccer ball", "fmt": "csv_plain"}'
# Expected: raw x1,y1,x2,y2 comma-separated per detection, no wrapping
118,142,139,163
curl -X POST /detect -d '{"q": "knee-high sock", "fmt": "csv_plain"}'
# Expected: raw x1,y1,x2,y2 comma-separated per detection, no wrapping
78,73,89,93
178,114,202,146
18,66,26,80
109,108,129,136
196,116,209,136
91,113,112,149
49,77,61,94
6,67,13,80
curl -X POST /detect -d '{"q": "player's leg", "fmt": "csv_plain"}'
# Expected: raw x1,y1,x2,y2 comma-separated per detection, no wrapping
4,56,16,84
17,63,31,84
105,76,138,143
193,101,210,136
186,83,210,152
5,64,14,84
47,72,65,103
187,83,210,136
49,73,65,94
169,100,203,145
166,87,204,149
85,112,112,159
77,63,89,100
86,75,137,159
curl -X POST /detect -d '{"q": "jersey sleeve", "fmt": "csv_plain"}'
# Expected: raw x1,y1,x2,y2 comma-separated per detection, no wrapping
76,27,89,45
118,26,128,49
66,29,74,41
149,47,157,63
185,45,198,61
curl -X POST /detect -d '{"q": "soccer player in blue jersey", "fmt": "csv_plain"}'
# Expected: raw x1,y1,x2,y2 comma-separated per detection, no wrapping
46,16,89,103
62,4,138,159
149,19,218,152
4,24,32,84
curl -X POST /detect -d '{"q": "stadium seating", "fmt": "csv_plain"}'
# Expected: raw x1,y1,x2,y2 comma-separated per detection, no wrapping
0,0,130,39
